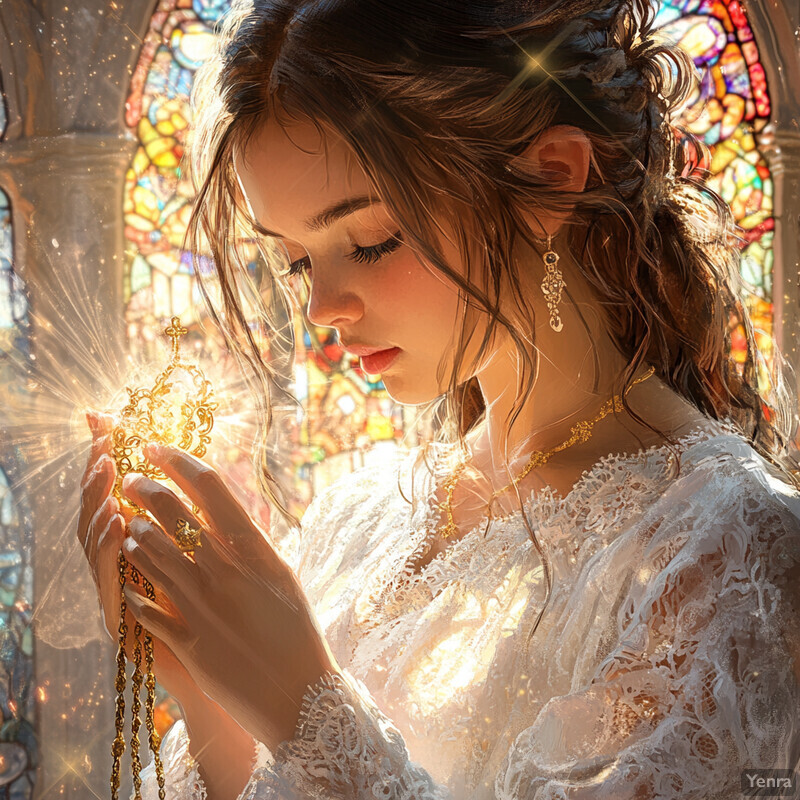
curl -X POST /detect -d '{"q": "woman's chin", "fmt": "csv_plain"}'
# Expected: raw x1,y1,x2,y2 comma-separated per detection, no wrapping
380,374,440,406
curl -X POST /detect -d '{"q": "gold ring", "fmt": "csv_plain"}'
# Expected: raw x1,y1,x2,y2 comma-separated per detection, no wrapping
174,517,203,557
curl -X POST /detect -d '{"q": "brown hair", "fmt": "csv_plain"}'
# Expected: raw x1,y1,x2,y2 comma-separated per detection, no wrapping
185,0,798,627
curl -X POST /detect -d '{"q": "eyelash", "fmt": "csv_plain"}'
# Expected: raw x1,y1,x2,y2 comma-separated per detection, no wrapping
286,231,404,277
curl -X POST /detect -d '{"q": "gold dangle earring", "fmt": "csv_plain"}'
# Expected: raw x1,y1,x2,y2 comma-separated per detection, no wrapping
540,233,566,332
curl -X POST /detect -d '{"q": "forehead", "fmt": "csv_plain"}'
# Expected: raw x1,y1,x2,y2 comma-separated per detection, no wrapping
234,117,373,239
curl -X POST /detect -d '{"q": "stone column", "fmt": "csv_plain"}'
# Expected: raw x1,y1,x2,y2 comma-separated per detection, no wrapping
746,0,800,380
0,133,135,799
0,2,156,797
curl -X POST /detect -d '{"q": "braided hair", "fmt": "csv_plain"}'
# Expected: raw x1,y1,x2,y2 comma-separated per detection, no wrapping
186,0,799,532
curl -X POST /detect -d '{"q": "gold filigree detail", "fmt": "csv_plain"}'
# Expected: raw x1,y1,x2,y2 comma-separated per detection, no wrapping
110,316,218,510
540,247,566,333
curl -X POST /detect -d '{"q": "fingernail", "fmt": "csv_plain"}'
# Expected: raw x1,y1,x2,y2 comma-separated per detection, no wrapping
85,410,99,437
144,443,161,460
98,412,115,433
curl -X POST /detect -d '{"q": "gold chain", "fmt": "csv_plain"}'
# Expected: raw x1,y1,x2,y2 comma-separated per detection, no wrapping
436,366,656,540
111,552,128,800
109,317,208,797
129,567,144,800
111,551,166,799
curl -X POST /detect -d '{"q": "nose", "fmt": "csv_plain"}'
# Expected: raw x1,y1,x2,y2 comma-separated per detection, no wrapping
304,263,364,329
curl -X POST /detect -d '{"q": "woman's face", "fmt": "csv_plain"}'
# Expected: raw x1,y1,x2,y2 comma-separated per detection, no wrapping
234,117,472,405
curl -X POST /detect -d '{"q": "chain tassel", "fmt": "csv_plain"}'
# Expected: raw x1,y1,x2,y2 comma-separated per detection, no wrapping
111,554,166,799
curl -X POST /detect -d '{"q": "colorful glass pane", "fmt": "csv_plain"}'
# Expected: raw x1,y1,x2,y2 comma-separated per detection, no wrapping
654,0,774,373
0,192,30,361
0,85,29,364
0,465,36,798
0,81,37,800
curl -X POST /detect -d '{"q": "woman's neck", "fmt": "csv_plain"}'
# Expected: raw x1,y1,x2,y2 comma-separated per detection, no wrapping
464,278,709,498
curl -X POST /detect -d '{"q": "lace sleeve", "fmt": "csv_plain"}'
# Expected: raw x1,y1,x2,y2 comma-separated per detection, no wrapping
230,565,799,800
136,719,271,800
495,456,800,799
238,669,452,799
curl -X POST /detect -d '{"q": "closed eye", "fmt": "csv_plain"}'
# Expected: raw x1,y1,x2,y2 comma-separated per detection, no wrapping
286,231,403,276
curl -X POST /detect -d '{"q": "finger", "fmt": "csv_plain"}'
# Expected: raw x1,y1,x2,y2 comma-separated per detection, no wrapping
123,515,196,607
82,410,116,478
78,456,116,550
144,444,269,559
143,444,239,522
85,409,115,437
88,509,126,640
120,474,211,564
80,432,114,488
123,585,189,655
86,492,120,562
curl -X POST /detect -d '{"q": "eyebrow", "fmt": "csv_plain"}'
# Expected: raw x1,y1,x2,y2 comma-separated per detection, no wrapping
250,195,377,238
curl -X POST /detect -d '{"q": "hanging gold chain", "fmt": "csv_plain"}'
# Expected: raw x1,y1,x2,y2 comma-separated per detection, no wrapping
108,317,211,797
111,552,128,800
436,366,656,540
110,550,166,799
129,567,144,800
143,575,166,800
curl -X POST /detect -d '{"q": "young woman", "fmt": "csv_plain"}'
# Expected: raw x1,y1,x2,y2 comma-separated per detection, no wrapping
79,0,800,796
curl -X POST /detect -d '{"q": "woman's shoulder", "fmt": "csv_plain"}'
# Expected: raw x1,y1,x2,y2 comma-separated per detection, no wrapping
573,415,800,524
561,420,800,603
293,444,421,580
660,421,800,524
300,444,417,529
622,424,800,629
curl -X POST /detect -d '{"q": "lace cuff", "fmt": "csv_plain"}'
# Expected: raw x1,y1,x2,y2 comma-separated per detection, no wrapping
137,718,270,800
239,669,451,800
138,719,206,800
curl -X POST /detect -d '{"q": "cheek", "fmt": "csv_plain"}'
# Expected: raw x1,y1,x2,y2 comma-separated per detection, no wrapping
377,255,460,328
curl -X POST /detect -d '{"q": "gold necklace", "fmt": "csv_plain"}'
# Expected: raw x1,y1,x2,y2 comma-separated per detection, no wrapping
435,366,656,540
109,317,218,800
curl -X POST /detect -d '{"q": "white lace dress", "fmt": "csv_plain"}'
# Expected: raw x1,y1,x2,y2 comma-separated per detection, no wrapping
139,419,800,799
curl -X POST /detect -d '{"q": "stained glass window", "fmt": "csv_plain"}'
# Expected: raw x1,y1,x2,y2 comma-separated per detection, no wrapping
0,465,36,797
0,82,36,798
654,0,774,373
0,103,30,368
124,0,414,536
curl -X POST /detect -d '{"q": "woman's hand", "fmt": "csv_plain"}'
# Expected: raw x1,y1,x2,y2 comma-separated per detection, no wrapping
77,412,206,706
117,443,340,752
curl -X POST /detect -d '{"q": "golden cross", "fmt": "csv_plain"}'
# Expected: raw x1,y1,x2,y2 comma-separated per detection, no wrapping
164,316,188,362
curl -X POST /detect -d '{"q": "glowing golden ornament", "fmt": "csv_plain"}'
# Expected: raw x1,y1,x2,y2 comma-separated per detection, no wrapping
108,316,218,800
111,316,217,502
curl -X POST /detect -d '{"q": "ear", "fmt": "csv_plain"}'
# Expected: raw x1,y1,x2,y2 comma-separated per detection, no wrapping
508,124,592,239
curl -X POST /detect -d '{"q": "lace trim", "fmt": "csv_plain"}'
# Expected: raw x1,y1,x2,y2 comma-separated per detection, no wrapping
357,417,742,636
139,718,268,800
419,415,741,540
139,719,207,800
249,669,450,800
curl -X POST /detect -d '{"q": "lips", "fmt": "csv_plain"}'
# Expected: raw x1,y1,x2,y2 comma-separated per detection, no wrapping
340,342,402,375
358,347,401,375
